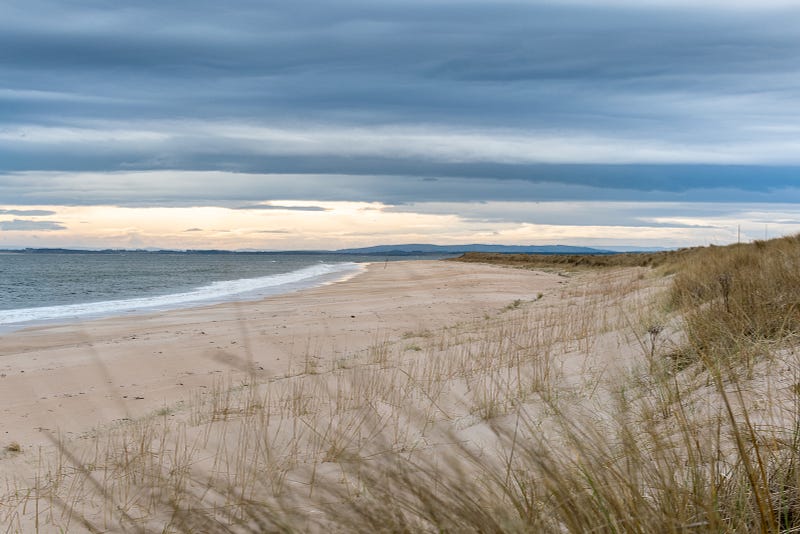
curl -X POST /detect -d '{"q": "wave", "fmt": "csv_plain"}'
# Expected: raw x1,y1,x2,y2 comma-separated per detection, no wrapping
0,262,363,329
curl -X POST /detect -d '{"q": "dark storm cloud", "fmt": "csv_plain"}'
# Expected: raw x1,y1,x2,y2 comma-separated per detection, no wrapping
0,219,65,231
1,0,800,205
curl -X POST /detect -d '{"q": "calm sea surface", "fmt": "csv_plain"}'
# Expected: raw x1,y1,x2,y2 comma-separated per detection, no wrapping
0,251,449,330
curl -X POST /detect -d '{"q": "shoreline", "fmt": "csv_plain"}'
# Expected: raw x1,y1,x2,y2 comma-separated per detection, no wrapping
0,260,562,450
0,260,367,334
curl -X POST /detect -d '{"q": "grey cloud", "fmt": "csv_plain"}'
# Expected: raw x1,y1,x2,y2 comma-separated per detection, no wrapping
0,0,799,209
3,171,800,208
233,204,328,212
183,227,203,232
753,219,800,224
0,218,65,231
384,201,730,229
2,2,800,134
0,208,56,215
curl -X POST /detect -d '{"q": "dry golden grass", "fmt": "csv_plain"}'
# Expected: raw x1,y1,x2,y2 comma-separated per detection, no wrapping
450,248,700,270
4,237,800,532
669,235,800,369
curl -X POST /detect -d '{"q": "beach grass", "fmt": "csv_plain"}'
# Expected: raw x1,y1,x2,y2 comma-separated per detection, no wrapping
4,237,800,532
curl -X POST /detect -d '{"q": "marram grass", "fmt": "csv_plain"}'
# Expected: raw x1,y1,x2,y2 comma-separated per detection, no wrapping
4,236,800,532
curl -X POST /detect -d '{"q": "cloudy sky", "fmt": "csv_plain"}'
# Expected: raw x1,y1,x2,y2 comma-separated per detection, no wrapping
2,0,800,250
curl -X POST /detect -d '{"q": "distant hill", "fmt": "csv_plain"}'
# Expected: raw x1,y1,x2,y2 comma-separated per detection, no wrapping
334,244,613,255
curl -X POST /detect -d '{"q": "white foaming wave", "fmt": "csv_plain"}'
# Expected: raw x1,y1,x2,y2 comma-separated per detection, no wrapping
0,262,364,327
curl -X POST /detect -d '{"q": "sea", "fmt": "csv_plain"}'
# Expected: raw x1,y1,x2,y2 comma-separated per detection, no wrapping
0,251,450,333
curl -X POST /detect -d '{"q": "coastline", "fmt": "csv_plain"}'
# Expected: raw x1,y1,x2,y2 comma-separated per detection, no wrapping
0,260,561,449
0,260,367,334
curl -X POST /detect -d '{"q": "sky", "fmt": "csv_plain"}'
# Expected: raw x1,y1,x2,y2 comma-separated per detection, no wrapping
2,0,800,250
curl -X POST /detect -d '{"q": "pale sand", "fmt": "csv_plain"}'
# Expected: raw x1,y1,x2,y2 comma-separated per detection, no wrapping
4,256,794,531
0,260,563,450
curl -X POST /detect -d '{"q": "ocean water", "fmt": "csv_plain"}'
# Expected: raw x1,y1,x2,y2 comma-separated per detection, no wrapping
0,252,443,332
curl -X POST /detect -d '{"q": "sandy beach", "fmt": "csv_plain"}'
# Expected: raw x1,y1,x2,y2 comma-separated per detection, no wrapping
4,243,797,533
0,260,562,451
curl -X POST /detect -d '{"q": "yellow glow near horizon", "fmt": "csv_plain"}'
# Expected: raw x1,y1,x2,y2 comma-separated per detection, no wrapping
0,202,471,249
0,201,797,250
